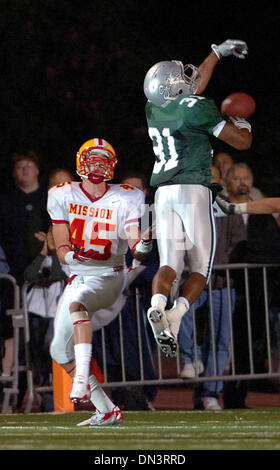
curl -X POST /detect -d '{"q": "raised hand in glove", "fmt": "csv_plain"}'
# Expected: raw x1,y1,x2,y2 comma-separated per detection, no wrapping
211,39,248,59
215,195,248,215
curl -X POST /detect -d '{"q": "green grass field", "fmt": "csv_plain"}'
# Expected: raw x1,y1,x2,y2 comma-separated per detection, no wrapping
1,408,280,451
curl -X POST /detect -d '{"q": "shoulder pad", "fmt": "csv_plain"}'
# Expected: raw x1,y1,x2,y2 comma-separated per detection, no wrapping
119,184,137,191
54,181,72,189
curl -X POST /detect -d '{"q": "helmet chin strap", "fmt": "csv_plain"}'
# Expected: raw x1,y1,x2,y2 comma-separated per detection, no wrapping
88,173,105,184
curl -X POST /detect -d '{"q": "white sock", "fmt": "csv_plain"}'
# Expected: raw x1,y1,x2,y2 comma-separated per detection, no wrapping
174,297,190,315
74,343,92,382
89,374,115,413
151,294,167,311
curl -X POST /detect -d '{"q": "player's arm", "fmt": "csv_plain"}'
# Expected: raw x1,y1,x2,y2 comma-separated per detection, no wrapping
246,198,280,214
52,223,96,265
48,188,95,265
47,188,73,264
196,40,248,95
196,51,219,95
125,224,152,262
218,119,252,150
216,196,280,215
52,223,72,264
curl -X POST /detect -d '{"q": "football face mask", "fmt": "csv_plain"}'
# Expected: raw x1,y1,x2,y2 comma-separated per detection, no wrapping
76,138,117,184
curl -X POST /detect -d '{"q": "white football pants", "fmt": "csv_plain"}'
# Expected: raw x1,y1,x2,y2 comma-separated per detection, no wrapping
154,184,216,282
50,270,126,364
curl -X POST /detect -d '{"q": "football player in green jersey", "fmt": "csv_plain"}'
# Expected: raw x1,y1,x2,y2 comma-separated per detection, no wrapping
144,39,253,358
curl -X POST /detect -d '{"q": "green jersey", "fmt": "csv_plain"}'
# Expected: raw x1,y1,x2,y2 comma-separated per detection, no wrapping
145,95,226,188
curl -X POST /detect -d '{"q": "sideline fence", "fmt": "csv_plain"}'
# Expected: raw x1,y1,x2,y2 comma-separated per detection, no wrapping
1,263,280,412
99,263,280,388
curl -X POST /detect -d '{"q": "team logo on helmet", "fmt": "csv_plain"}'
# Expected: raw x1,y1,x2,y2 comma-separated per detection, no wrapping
76,138,117,184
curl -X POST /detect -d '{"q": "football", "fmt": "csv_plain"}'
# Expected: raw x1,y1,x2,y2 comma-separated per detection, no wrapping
221,92,256,118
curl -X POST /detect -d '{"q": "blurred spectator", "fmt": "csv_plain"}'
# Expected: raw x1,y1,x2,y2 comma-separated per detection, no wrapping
214,152,264,201
0,245,10,275
211,165,223,186
15,168,73,410
222,163,280,408
24,226,70,411
214,152,234,186
48,168,75,188
21,168,74,411
0,244,11,379
92,171,159,410
0,150,50,283
0,150,50,405
178,166,247,410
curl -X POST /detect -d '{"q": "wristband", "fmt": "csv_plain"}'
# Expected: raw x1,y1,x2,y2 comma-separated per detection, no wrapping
211,44,221,59
64,251,79,265
234,202,248,214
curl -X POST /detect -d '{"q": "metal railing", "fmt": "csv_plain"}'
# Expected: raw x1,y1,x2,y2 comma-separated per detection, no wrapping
1,263,280,412
0,274,22,413
99,263,280,388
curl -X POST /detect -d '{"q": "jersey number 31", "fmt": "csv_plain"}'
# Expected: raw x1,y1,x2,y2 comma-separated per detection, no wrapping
148,127,179,174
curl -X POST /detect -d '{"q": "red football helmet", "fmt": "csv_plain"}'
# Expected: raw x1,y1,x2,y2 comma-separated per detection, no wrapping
76,138,117,184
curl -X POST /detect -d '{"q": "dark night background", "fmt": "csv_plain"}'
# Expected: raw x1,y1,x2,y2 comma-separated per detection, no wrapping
0,0,279,195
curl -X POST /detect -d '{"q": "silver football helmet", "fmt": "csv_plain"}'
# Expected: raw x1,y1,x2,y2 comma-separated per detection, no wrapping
143,60,201,107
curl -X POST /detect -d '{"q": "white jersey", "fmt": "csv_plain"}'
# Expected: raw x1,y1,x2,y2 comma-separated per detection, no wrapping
47,181,145,275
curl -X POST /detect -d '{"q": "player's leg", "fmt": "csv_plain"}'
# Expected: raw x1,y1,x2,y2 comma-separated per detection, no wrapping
50,278,124,421
69,301,92,402
49,283,91,402
63,357,123,426
71,272,126,414
147,186,186,357
50,283,75,367
167,273,207,339
76,365,123,427
166,185,216,340
75,273,126,425
57,356,123,425
147,266,178,357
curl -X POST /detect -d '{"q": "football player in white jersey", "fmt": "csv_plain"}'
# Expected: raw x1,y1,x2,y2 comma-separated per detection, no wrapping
47,138,152,426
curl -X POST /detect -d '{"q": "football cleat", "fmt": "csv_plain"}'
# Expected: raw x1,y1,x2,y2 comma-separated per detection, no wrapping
76,406,124,427
202,397,222,411
165,303,187,340
70,376,90,403
147,307,178,358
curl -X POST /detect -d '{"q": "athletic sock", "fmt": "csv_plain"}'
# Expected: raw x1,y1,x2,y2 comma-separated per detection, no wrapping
89,374,115,413
74,343,92,382
173,297,190,315
151,294,167,311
